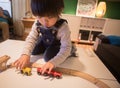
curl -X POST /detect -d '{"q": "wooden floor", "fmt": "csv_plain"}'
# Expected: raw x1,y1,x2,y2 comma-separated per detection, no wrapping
0,31,28,43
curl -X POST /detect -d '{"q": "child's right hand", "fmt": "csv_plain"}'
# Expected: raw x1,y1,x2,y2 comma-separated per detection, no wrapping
13,54,30,69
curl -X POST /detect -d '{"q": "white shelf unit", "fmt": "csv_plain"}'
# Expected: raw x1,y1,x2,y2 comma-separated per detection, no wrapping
61,14,108,44
78,17,106,44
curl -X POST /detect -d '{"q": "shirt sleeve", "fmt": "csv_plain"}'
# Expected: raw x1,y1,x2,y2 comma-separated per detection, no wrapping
49,22,72,67
22,20,39,56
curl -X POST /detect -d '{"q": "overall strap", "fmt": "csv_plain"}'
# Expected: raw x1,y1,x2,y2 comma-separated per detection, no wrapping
35,19,68,46
36,19,68,33
54,19,68,28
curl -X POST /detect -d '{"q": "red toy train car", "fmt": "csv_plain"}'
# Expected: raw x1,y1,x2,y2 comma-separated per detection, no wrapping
37,67,62,79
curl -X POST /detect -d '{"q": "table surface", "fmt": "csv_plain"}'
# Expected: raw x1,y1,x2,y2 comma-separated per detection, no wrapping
21,18,35,22
21,18,35,28
0,39,120,88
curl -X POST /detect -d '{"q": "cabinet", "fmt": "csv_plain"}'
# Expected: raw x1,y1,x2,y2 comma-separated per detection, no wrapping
21,18,35,28
78,17,106,44
61,14,106,44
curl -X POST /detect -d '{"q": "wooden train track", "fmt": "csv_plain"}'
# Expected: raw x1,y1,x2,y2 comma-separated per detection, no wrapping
0,55,110,88
31,62,110,88
0,55,10,71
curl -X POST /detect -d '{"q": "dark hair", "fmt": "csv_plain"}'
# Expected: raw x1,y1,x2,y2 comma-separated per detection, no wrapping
31,0,64,17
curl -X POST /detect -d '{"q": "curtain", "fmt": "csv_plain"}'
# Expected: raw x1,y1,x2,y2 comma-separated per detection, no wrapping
12,0,26,21
26,0,31,13
11,0,30,36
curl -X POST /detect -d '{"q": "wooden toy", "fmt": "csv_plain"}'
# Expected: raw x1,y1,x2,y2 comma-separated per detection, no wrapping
21,67,32,76
37,67,62,79
32,63,110,88
0,55,10,72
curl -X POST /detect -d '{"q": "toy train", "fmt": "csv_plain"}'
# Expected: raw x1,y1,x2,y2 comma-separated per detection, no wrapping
20,67,32,76
37,67,62,79
20,67,62,79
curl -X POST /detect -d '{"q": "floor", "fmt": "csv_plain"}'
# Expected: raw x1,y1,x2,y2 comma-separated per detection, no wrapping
0,30,28,43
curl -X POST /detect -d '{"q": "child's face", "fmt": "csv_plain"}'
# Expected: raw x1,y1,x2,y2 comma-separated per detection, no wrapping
37,16,58,28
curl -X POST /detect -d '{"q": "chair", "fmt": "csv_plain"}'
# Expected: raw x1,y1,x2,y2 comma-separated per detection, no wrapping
0,10,14,37
3,10,14,35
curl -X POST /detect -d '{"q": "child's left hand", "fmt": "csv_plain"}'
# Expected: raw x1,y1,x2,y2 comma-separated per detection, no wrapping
40,62,54,74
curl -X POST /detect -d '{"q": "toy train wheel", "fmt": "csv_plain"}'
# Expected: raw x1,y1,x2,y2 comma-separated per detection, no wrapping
49,74,54,77
43,72,48,76
25,72,28,76
37,72,41,75
56,75,61,79
21,70,23,74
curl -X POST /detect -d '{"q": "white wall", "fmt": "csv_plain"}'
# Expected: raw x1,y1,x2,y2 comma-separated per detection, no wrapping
103,19,120,36
61,14,81,41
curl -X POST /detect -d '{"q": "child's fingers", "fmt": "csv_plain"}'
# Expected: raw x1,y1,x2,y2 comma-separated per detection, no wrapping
48,67,52,74
13,59,19,66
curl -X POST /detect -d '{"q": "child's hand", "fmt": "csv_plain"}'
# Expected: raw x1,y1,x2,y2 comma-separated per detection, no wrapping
13,54,30,69
40,62,54,74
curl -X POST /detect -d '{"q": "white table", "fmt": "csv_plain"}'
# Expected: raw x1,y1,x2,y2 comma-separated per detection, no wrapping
0,39,120,88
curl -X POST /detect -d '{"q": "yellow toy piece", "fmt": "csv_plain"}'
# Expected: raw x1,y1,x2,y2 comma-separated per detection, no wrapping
21,67,32,76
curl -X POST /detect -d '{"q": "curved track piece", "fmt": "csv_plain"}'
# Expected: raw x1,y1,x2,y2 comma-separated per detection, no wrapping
54,67,110,88
0,55,10,71
31,63,110,88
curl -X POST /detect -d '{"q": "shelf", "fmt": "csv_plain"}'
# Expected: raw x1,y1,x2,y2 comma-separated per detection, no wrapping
72,40,94,45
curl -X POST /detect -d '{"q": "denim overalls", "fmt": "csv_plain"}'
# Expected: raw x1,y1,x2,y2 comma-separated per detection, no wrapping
32,19,68,61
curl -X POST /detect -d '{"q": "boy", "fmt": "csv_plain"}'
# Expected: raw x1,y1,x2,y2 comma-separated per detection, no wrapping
14,0,75,74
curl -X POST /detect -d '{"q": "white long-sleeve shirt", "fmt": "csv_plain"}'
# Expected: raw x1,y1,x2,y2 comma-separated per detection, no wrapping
22,19,72,67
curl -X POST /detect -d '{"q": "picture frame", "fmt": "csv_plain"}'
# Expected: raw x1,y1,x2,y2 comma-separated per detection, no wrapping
76,0,98,17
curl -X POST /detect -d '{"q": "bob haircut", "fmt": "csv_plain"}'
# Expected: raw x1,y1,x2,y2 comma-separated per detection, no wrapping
31,0,64,17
